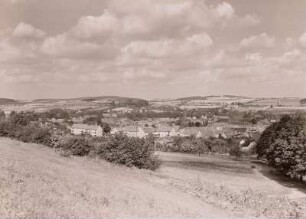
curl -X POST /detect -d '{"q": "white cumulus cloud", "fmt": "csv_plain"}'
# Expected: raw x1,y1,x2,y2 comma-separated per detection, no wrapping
240,33,275,49
298,32,306,48
13,22,45,39
216,2,235,19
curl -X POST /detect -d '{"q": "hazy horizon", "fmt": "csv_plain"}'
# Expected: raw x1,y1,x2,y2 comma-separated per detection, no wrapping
1,93,305,102
0,0,306,99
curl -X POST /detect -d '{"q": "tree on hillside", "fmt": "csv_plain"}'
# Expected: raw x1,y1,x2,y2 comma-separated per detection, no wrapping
172,136,184,152
257,114,306,180
228,138,242,158
193,137,209,156
83,116,98,125
102,122,111,134
9,112,30,127
256,121,279,158
95,133,159,170
0,111,5,120
0,120,10,136
97,113,103,126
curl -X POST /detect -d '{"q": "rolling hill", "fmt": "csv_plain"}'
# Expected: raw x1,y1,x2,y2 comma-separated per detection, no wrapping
33,96,148,106
0,98,19,105
0,138,305,218
175,95,252,101
0,138,222,218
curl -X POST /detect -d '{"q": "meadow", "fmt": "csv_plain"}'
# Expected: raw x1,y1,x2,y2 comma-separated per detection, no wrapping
0,138,305,218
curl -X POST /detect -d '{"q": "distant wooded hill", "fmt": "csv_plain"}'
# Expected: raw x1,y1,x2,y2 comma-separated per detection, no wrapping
175,95,252,101
32,96,149,107
0,98,19,105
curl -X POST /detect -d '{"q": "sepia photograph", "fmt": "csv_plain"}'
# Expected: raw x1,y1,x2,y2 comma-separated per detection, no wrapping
0,0,305,218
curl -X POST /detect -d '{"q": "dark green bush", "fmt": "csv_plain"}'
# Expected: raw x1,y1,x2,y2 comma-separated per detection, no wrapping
13,123,52,145
257,114,306,180
58,136,93,156
94,133,160,170
229,144,242,158
0,120,11,137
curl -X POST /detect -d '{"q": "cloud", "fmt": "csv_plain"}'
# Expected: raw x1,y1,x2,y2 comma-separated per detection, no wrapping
121,15,150,36
34,0,259,62
4,0,305,99
187,33,213,48
245,53,262,63
298,32,306,48
268,49,306,72
240,33,275,50
40,33,118,59
66,0,259,42
12,22,45,39
0,23,45,64
71,11,119,40
0,39,22,62
212,2,260,28
79,0,213,40
121,33,213,59
123,69,166,81
237,14,260,27
216,2,235,19
40,34,99,58
285,37,296,49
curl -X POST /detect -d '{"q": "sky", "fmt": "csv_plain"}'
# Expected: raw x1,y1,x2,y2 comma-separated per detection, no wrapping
0,0,305,100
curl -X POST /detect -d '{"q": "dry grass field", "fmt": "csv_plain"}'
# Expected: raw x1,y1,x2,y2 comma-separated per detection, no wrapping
158,153,306,218
0,138,305,218
245,98,302,107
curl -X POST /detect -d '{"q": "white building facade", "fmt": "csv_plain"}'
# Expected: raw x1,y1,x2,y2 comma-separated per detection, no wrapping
71,124,103,137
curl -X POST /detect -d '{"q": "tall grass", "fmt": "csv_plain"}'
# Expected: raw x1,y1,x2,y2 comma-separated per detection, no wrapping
170,178,306,218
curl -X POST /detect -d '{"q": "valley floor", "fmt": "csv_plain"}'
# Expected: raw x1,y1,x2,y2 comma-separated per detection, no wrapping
0,138,305,218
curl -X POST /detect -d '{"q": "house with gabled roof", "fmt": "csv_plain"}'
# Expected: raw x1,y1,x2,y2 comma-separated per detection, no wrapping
111,126,146,138
70,124,103,137
153,126,174,138
142,126,179,138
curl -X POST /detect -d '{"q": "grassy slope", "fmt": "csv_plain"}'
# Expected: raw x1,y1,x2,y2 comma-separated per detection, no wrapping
0,98,19,105
0,138,305,218
0,138,221,219
158,152,306,218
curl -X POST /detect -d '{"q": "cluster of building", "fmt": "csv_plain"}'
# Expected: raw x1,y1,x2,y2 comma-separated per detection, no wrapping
69,122,264,139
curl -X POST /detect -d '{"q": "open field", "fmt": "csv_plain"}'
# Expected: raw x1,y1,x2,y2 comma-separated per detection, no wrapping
0,138,305,218
245,98,302,107
0,96,148,113
0,138,224,218
1,96,305,114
